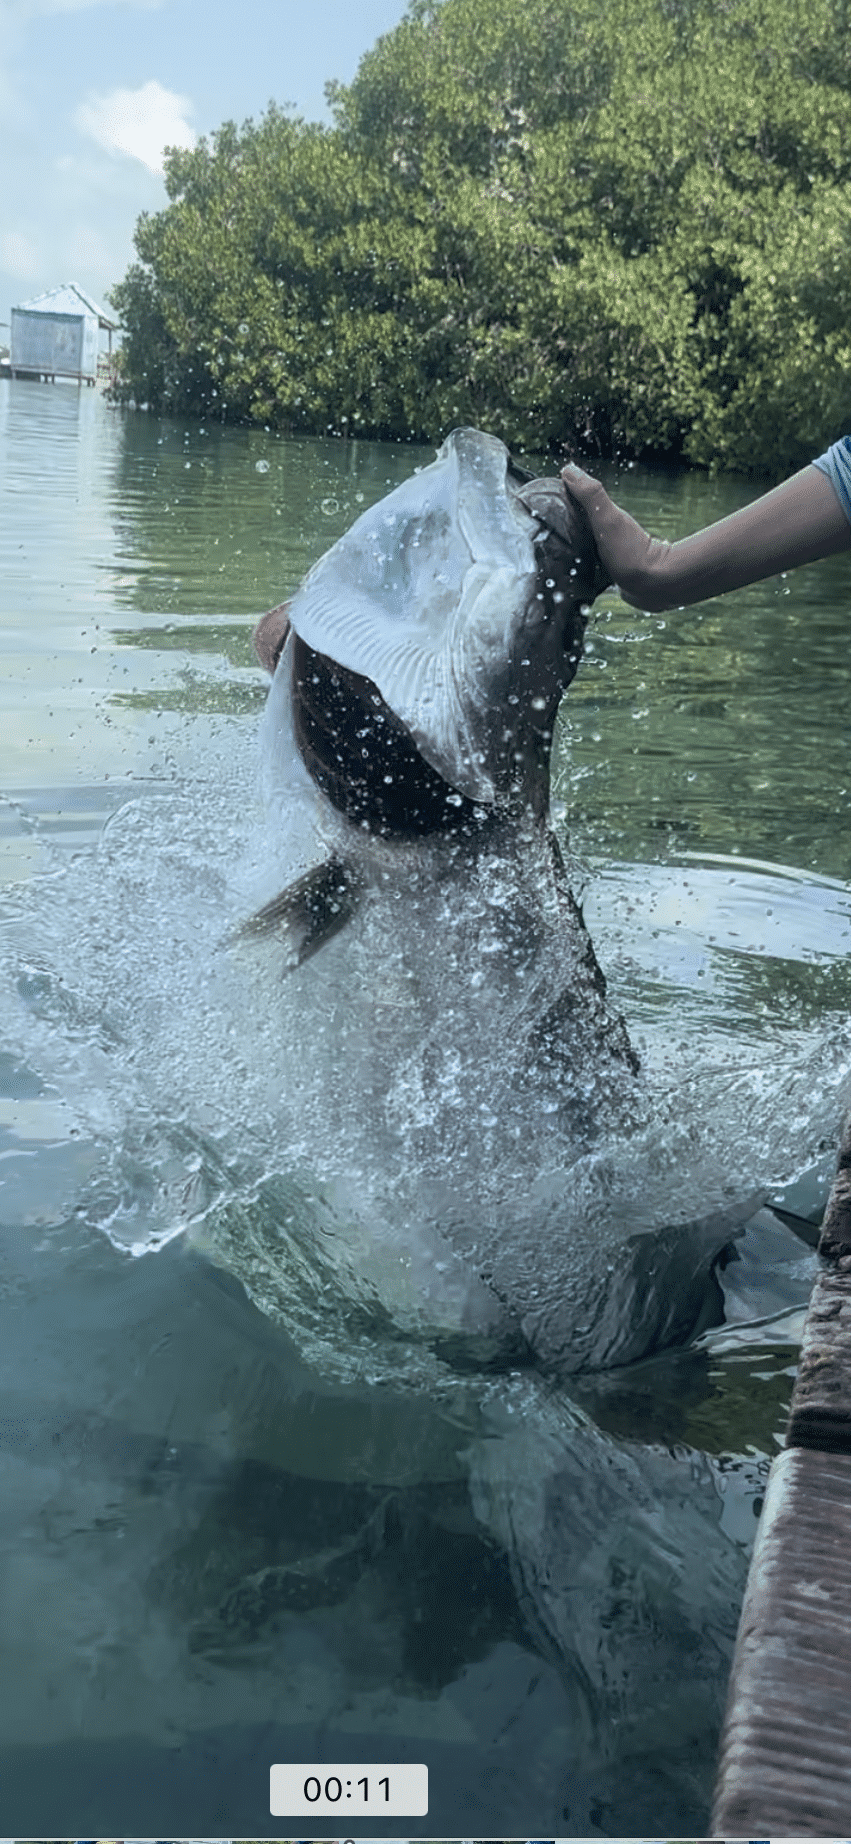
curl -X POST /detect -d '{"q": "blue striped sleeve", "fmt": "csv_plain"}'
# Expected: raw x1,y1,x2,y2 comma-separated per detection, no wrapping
812,434,851,526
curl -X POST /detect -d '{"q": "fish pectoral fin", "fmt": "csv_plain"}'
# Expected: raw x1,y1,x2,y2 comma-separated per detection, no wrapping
235,855,363,968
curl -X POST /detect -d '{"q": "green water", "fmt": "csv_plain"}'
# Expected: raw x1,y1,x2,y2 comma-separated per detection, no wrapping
1,380,850,1838
4,386,850,870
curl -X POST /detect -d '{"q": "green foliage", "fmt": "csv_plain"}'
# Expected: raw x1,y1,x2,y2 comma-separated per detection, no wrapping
110,0,851,473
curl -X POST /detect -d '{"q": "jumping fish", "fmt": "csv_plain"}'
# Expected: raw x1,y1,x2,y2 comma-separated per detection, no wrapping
239,428,747,1370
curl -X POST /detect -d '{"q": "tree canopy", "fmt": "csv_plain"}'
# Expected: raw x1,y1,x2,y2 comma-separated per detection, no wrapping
110,0,851,473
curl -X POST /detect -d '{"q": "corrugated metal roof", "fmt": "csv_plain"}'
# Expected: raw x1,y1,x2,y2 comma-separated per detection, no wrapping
15,281,118,328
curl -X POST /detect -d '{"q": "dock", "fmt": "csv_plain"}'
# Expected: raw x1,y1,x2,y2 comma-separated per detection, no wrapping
712,1106,851,1836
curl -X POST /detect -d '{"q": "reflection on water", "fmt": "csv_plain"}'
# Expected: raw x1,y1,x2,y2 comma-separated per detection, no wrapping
1,382,851,1835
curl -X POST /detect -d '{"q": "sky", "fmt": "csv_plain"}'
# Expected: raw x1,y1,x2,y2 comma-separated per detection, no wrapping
0,0,413,331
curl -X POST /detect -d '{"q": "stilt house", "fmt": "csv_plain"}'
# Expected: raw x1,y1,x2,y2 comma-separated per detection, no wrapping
9,283,118,385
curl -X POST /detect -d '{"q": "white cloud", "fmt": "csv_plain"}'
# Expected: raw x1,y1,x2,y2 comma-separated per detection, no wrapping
74,78,196,175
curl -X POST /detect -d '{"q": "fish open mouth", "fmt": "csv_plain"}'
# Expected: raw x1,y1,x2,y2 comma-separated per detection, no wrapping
290,630,490,840
256,429,607,835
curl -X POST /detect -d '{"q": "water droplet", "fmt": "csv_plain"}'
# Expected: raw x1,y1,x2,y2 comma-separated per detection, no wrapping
320,497,339,516
255,459,270,474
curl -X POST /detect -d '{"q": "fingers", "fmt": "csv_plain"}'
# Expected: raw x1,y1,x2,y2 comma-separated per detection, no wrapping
561,461,603,495
559,465,659,605
560,461,613,521
560,461,620,538
561,461,600,485
253,602,291,674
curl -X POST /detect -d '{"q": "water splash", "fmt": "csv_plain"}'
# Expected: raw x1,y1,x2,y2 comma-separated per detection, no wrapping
2,740,850,1385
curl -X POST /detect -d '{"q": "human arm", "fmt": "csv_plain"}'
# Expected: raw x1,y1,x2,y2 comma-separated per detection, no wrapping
561,457,851,613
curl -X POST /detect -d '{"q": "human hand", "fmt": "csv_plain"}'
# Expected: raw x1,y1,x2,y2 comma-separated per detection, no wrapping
560,463,666,609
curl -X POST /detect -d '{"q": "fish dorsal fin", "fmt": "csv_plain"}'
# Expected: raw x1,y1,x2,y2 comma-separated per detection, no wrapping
236,854,363,968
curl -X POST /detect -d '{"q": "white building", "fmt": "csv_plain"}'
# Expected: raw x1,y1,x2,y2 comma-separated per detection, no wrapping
9,281,119,385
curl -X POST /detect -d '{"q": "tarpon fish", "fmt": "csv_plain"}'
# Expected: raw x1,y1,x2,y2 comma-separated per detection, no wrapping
247,427,635,1068
240,428,743,1370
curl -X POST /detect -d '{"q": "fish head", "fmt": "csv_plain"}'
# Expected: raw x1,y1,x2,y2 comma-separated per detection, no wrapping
285,427,608,821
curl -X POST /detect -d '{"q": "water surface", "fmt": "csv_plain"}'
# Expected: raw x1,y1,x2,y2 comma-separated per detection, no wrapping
1,381,850,1836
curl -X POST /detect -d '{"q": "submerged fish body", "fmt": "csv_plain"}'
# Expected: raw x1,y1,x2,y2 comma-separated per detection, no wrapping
240,428,741,1371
